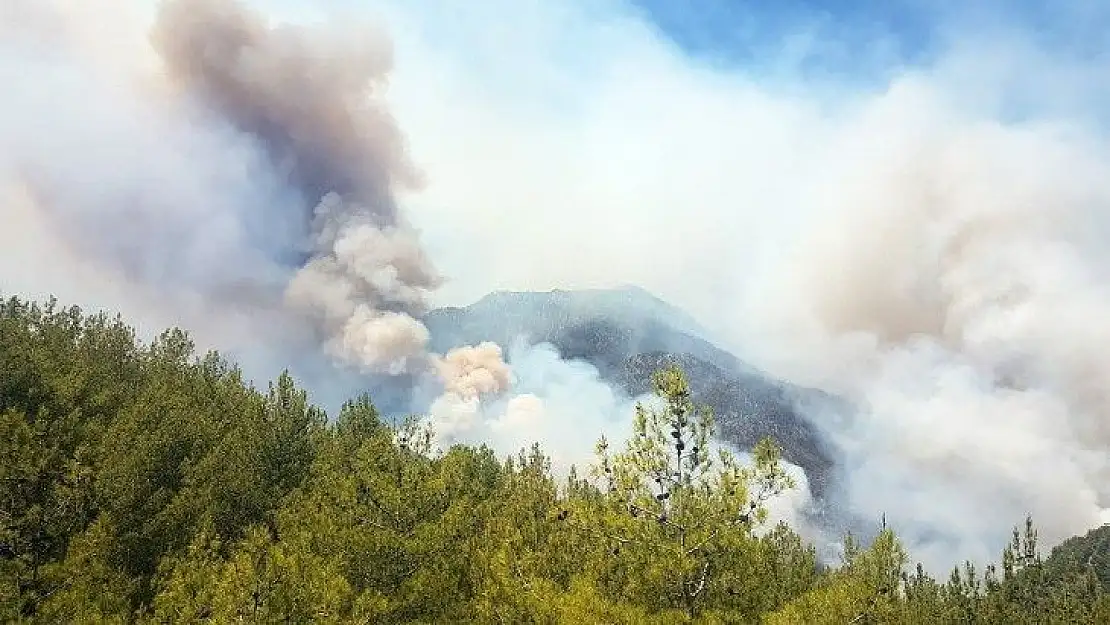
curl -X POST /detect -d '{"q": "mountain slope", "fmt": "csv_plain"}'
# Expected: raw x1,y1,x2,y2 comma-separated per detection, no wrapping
617,351,836,495
425,287,748,375
422,287,838,495
1043,523,1110,591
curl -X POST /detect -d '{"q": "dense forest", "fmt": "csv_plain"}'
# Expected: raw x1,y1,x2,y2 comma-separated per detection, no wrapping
2,295,1109,623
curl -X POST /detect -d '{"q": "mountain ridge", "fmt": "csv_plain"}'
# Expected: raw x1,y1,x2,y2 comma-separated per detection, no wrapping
422,286,840,496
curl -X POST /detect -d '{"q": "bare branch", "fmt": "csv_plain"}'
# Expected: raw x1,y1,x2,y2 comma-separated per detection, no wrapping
691,561,711,599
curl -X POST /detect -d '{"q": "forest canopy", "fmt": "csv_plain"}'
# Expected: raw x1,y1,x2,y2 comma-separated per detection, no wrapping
2,295,1109,623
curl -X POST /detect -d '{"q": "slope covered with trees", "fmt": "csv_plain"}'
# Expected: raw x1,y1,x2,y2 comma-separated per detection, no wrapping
2,295,1108,623
422,288,838,498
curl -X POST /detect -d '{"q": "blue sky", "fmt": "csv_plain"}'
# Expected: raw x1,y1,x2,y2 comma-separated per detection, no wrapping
250,0,1110,93
630,0,1110,89
632,0,937,72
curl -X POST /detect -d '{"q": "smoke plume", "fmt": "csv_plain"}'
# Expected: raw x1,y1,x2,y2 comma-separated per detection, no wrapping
151,0,418,219
284,193,441,373
431,342,512,399
748,90,1110,568
150,0,441,373
424,340,646,473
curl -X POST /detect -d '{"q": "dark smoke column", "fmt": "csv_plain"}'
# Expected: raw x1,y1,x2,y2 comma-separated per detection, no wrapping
151,0,442,374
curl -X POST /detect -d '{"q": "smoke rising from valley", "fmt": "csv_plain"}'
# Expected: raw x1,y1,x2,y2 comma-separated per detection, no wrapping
4,0,1110,573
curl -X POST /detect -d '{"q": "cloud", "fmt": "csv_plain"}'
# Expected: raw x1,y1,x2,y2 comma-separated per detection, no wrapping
5,0,1110,571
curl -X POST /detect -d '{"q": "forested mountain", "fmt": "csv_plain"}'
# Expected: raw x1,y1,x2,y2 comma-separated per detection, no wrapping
3,294,1109,623
423,288,840,496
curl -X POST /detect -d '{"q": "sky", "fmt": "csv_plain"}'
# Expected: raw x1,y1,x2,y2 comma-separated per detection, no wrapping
5,0,1110,573
634,0,938,71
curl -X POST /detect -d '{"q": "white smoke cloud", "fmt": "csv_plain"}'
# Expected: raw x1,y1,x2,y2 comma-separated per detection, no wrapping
286,193,441,373
431,341,511,398
369,0,1110,570
424,341,644,474
748,92,1110,569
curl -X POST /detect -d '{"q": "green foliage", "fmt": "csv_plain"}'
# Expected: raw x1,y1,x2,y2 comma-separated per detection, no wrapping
565,364,811,620
1,294,1108,623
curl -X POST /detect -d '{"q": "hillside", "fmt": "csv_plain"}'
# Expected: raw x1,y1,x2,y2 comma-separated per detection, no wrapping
423,287,840,495
424,287,740,373
1043,524,1110,591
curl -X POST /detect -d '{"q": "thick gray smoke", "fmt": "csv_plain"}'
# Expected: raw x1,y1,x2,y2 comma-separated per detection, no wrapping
2,0,302,328
152,0,442,374
151,0,418,225
3,0,446,379
1,0,558,424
